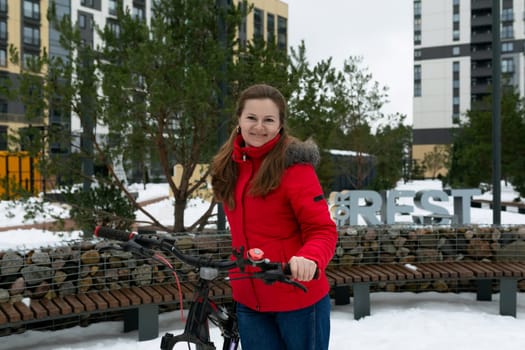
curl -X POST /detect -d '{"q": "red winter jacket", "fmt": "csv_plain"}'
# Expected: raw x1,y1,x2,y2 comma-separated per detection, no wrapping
224,134,338,312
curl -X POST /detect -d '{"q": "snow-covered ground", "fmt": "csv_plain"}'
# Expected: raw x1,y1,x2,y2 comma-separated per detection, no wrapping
1,180,525,349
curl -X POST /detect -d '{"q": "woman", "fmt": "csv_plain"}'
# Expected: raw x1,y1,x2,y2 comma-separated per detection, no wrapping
211,84,337,350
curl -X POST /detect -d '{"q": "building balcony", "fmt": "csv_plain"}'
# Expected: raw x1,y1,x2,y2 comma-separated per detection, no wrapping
471,84,490,95
471,66,492,77
471,51,492,60
471,0,492,10
0,113,44,124
471,32,492,43
471,14,492,27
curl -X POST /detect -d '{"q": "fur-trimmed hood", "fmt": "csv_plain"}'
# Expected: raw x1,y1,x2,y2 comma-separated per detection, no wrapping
285,138,320,168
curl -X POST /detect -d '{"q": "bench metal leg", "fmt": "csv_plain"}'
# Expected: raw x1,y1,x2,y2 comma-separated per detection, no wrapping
124,304,159,341
500,278,517,317
334,285,350,305
353,282,370,320
476,279,492,301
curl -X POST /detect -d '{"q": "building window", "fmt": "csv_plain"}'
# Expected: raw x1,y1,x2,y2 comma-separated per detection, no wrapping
267,13,275,43
414,18,421,31
502,58,514,73
414,33,421,45
453,13,459,22
107,19,120,38
23,26,40,46
501,24,513,39
0,48,6,66
414,65,421,97
453,61,460,72
78,14,86,29
453,29,460,41
501,8,513,21
414,50,421,58
133,6,145,21
0,20,6,41
502,42,513,52
0,0,7,13
23,0,40,20
81,0,95,8
22,52,38,69
453,96,460,106
452,46,460,55
109,0,118,16
277,16,287,50
253,8,264,40
453,0,459,5
414,1,421,16
414,65,421,80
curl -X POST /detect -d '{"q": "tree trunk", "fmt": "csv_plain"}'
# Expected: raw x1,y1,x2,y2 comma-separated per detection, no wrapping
173,198,187,232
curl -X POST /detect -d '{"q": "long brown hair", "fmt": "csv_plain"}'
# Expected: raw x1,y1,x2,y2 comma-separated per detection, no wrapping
211,84,290,209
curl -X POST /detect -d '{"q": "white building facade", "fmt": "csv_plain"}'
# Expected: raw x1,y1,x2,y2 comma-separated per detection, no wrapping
412,0,525,175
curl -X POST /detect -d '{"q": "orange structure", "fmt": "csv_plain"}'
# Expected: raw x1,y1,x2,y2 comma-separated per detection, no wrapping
0,151,42,199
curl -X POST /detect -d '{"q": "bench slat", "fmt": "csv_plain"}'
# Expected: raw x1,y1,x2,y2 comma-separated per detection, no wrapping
84,292,106,310
325,269,347,284
213,280,232,298
0,302,21,323
352,266,377,282
385,265,417,280
498,262,525,277
162,284,185,303
424,263,458,279
28,300,48,319
64,295,84,314
77,293,97,312
350,265,382,282
413,264,442,279
98,290,120,308
152,285,175,302
330,267,361,283
0,308,7,325
141,286,163,303
51,297,73,315
459,262,494,278
439,262,475,278
118,288,142,305
39,298,60,317
13,302,33,321
109,289,134,307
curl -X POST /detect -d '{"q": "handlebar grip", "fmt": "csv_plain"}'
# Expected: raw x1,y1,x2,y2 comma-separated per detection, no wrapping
283,264,320,280
94,226,137,242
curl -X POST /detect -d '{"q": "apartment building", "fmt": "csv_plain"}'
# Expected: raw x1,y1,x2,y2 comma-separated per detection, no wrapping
412,0,525,175
0,0,287,154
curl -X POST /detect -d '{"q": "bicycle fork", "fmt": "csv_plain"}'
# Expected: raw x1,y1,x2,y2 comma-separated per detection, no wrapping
160,282,240,350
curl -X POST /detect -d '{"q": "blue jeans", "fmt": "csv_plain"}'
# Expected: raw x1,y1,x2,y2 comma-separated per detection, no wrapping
236,294,331,350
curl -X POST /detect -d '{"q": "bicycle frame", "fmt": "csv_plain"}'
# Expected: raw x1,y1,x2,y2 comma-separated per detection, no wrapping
160,271,240,350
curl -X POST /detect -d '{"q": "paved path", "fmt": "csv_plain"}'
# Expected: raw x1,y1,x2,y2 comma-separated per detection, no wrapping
0,196,169,232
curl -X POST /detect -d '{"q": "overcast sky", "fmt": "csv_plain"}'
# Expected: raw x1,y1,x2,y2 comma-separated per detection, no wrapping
285,0,414,123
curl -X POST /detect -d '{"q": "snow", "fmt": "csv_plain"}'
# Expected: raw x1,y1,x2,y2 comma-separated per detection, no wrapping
2,180,525,349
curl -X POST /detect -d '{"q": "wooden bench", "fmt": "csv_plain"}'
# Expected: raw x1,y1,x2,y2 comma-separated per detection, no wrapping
326,225,525,320
0,281,232,341
0,233,234,341
327,261,525,319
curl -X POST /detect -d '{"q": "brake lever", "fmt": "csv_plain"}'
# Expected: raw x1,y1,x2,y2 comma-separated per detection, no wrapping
121,239,153,257
251,268,308,293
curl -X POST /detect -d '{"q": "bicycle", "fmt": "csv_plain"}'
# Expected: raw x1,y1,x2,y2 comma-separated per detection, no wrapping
94,226,314,350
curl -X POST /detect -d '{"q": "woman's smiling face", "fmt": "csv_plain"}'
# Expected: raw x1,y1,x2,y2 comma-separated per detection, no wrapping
238,98,282,147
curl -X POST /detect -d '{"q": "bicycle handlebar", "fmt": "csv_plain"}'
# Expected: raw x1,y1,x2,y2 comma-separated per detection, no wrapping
94,226,317,291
